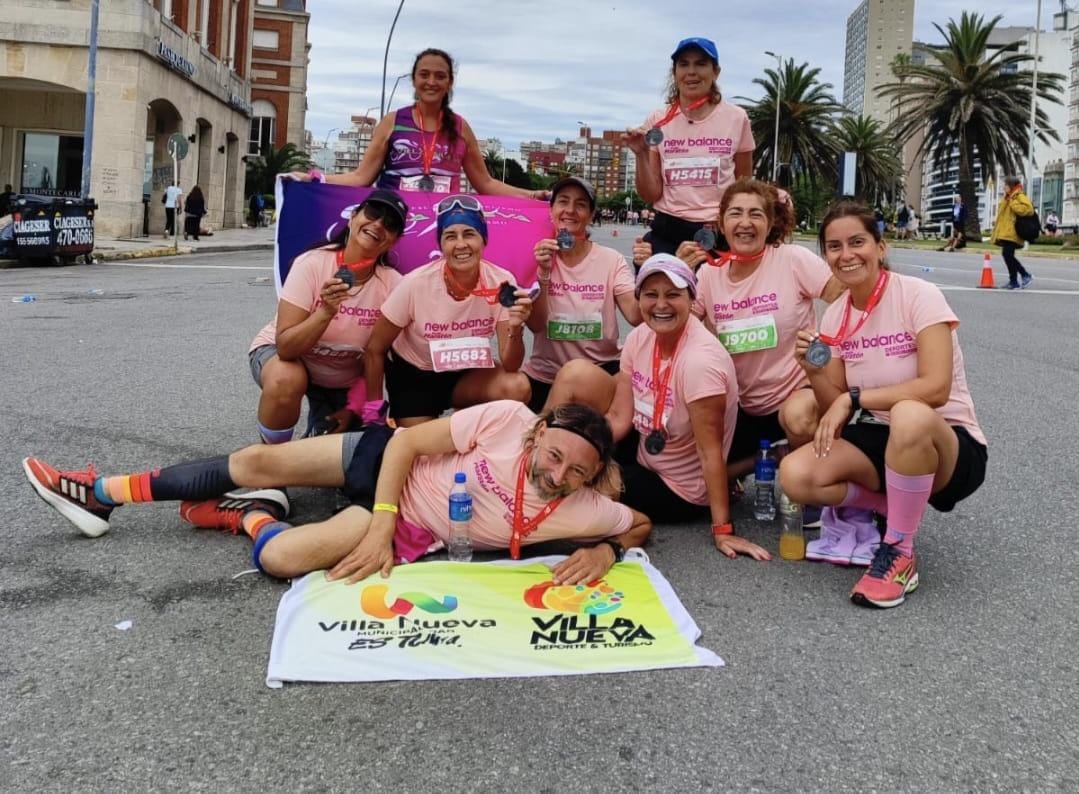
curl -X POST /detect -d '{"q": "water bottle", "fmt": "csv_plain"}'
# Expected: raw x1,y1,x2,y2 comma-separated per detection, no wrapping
753,439,777,521
447,472,473,562
778,491,805,561
11,294,36,303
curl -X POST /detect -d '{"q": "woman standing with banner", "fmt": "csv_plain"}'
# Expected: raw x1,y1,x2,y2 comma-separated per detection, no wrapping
780,202,988,608
300,49,542,200
248,190,407,443
624,37,755,257
363,196,533,427
523,176,642,412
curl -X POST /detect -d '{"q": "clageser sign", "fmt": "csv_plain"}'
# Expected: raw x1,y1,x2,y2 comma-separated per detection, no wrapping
12,206,95,255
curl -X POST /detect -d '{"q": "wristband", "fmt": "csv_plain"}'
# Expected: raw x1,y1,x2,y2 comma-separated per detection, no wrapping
711,522,734,536
308,168,324,183
372,503,398,514
599,539,625,563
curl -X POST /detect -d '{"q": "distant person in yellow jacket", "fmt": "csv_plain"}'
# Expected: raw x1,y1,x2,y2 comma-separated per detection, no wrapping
990,176,1035,290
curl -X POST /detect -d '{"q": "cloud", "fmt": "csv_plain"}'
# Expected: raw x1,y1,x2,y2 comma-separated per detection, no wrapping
306,0,1048,149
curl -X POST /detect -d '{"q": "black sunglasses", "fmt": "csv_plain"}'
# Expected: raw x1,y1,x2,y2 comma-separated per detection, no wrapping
357,202,404,236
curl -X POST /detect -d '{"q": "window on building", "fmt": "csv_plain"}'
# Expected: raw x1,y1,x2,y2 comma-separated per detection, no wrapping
253,29,279,50
249,99,277,155
256,0,278,5
21,132,83,197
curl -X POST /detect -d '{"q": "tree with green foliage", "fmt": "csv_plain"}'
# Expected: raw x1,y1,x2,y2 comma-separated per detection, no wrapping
832,115,903,203
740,59,846,186
245,142,313,198
482,149,532,190
879,12,1064,240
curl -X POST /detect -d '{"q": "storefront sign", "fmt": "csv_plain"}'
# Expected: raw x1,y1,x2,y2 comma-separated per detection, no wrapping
157,40,196,78
228,93,253,116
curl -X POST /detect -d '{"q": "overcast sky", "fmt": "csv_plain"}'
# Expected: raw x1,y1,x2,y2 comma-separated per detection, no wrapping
306,0,1051,152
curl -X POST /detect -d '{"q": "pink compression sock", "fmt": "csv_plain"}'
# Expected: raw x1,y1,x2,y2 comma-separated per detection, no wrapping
882,467,934,556
840,482,888,515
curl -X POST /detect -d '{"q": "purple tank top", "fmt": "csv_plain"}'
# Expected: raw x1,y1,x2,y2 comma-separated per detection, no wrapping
377,106,466,192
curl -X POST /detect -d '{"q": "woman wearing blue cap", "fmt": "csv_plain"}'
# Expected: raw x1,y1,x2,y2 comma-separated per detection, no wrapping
625,37,755,257
362,195,534,426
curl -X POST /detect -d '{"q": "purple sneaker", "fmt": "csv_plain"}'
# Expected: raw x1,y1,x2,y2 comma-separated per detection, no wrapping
805,507,858,565
850,512,884,567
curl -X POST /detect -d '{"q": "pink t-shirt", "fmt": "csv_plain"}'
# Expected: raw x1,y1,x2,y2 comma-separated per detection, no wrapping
620,316,739,504
696,244,832,415
644,101,755,222
399,400,634,549
379,258,516,370
249,249,402,389
523,244,636,383
821,272,986,446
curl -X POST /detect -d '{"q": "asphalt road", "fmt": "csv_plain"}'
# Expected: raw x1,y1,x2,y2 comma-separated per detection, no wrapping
2,230,1077,791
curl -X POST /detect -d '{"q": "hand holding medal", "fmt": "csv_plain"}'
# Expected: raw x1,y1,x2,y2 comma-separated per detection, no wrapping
645,96,711,146
805,269,890,368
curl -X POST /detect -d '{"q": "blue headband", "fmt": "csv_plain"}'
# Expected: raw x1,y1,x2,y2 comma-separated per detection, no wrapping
437,208,488,243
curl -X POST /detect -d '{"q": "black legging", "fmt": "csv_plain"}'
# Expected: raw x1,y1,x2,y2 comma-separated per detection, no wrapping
999,241,1030,285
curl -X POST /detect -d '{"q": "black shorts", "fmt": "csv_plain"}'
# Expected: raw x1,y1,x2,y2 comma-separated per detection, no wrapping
728,406,785,463
384,351,466,420
613,429,708,523
644,211,728,263
840,421,988,512
340,424,394,508
526,358,620,413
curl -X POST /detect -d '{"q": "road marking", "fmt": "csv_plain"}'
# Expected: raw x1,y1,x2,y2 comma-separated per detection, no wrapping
105,262,272,271
890,262,1079,286
934,284,1079,296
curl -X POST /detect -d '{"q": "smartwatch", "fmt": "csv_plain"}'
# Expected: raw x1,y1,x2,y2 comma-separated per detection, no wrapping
600,539,625,563
849,386,862,413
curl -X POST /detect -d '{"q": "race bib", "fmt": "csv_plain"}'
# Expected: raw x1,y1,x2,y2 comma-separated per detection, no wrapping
401,174,453,192
663,156,727,187
546,313,602,341
429,336,494,372
715,315,778,354
633,396,671,433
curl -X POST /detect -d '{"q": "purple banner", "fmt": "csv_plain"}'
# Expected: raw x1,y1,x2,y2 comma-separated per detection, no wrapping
274,178,552,294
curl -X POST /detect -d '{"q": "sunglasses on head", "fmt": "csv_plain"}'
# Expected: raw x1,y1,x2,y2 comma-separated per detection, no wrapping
357,202,404,235
436,194,483,216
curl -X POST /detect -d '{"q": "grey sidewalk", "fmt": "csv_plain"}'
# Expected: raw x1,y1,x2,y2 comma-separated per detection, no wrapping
92,223,276,261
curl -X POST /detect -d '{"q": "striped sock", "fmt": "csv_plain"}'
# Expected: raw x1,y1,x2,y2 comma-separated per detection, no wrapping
258,422,294,444
98,473,155,505
95,457,236,505
241,509,287,541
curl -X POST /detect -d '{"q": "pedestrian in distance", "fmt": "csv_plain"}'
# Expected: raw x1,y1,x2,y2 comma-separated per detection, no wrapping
163,182,183,237
0,183,14,217
183,185,206,241
781,201,988,609
940,195,967,251
23,402,651,585
990,176,1035,290
624,37,754,257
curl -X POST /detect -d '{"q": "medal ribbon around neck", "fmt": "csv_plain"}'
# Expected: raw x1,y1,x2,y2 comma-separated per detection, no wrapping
510,452,565,559
442,260,500,304
415,104,443,177
654,95,710,130
650,328,687,439
817,269,890,346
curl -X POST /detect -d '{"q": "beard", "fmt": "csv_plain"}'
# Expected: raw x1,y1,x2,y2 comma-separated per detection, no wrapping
529,449,575,500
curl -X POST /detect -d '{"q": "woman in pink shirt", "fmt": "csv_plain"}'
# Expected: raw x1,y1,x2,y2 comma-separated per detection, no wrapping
524,176,642,412
624,37,755,257
363,196,533,426
248,189,407,443
780,202,988,609
684,178,844,473
549,254,771,561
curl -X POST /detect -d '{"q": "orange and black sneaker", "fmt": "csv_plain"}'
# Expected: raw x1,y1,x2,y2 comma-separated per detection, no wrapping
850,542,919,609
179,489,289,534
22,457,113,538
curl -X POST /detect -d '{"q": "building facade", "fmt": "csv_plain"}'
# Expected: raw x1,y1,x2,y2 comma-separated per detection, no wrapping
842,0,914,122
0,0,256,237
249,0,309,155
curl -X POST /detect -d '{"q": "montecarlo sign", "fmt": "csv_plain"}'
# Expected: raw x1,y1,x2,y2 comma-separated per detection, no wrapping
157,40,196,78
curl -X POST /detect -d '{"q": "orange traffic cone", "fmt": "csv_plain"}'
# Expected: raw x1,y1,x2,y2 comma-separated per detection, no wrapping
978,252,995,289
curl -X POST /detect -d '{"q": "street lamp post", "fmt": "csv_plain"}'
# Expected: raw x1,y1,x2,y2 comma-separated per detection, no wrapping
379,0,406,117
1025,0,1042,191
386,72,411,114
764,51,783,183
80,0,100,199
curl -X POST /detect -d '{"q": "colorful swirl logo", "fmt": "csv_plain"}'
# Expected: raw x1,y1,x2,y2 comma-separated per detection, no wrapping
523,579,625,615
360,584,458,618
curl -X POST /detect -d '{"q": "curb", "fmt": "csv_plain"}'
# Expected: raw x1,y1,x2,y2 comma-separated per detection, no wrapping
94,242,274,262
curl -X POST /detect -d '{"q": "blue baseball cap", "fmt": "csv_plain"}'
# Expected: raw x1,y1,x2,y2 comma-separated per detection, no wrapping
671,37,719,63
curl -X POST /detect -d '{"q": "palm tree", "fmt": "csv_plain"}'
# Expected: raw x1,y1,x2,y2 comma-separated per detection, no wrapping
879,12,1064,240
245,142,313,197
739,59,846,186
831,115,904,203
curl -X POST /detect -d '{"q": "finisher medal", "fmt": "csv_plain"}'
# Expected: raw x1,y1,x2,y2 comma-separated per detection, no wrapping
645,430,667,455
334,266,354,288
556,229,575,251
805,338,831,368
498,281,519,308
417,174,436,192
693,228,717,251
644,128,664,146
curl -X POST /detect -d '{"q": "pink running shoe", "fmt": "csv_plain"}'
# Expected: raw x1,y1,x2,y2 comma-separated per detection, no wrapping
23,457,113,538
850,542,919,608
